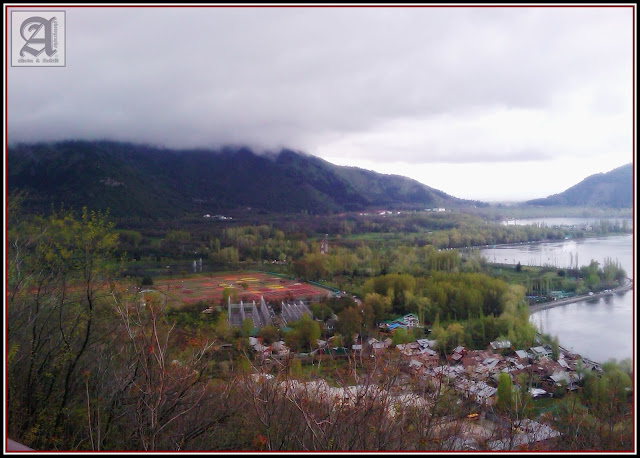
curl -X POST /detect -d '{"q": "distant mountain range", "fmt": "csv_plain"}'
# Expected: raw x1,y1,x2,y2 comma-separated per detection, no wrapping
8,141,632,218
7,140,476,218
525,163,633,208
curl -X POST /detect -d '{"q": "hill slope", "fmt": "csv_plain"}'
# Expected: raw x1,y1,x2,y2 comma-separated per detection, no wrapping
8,140,473,218
525,164,633,208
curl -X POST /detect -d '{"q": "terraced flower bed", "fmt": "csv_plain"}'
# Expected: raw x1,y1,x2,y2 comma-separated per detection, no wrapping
151,271,333,307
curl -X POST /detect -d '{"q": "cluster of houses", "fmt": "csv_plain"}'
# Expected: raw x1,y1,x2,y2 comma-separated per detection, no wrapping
404,340,593,407
243,299,594,429
248,331,595,408
246,335,571,450
219,273,613,450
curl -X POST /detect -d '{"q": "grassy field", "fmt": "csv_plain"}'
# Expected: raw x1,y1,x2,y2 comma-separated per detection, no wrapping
343,232,401,241
532,396,560,418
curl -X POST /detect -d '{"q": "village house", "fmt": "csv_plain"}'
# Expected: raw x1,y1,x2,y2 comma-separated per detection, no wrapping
460,350,507,382
489,340,512,351
549,371,581,391
382,321,406,332
514,349,529,363
396,341,422,356
408,359,426,375
368,337,392,356
450,345,467,364
503,356,526,372
529,345,552,359
431,364,465,380
417,338,437,349
454,378,497,407
400,313,420,327
252,342,271,358
510,355,581,393
380,313,420,332
271,340,290,358
529,387,551,399
416,350,440,368
395,340,441,369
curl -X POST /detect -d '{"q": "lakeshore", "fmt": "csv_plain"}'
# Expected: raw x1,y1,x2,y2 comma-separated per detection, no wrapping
528,279,633,314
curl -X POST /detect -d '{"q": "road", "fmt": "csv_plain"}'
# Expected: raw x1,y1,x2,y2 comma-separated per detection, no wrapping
528,279,633,314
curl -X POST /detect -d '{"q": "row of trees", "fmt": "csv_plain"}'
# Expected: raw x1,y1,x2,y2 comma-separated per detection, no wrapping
116,209,591,268
496,259,628,299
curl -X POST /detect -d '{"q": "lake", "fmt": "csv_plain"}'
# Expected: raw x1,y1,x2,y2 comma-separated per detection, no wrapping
480,235,633,273
479,232,634,364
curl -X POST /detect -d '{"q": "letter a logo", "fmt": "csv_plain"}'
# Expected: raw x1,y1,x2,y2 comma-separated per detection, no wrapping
12,11,66,67
20,17,56,57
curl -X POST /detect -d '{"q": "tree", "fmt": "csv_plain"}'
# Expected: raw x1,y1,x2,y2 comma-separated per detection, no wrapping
289,359,303,378
446,323,465,348
310,302,332,321
391,328,411,346
297,315,321,352
336,307,363,347
490,371,535,450
548,361,632,451
7,206,120,449
284,315,321,353
496,372,513,415
328,334,343,348
364,293,392,325
551,336,560,361
163,230,191,256
358,301,376,331
241,318,255,337
102,293,238,451
257,325,281,345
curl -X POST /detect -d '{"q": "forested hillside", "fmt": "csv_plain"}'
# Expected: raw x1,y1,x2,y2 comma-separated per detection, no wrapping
8,140,474,218
525,164,632,208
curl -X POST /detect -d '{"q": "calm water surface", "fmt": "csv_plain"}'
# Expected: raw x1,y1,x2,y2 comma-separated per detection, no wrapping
479,232,634,363
480,235,633,273
530,293,632,363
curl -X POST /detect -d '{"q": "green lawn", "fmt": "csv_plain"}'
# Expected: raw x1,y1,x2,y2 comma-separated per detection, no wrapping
297,357,359,386
532,396,560,418
343,232,404,241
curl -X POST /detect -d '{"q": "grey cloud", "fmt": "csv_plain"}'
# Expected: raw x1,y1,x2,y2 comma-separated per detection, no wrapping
7,6,632,169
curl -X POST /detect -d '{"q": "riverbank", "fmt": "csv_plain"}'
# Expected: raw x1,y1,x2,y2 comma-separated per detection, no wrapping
471,231,632,253
528,279,633,314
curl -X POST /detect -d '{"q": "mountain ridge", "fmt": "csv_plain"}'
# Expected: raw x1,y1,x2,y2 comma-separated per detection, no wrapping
524,163,633,208
8,140,477,218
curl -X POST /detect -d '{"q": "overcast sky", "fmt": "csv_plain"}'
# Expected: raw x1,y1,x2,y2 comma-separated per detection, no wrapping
5,5,634,201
